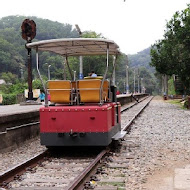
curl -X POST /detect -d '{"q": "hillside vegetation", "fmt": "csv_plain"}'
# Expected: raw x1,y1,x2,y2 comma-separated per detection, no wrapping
0,15,158,104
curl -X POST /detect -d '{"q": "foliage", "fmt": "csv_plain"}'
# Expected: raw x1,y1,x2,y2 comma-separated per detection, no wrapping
2,94,16,105
33,79,43,90
82,31,103,38
0,82,27,95
1,72,18,84
128,47,153,71
116,53,160,94
150,4,190,94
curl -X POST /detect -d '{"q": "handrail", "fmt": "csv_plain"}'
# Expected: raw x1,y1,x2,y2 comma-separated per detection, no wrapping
36,48,48,107
100,43,109,105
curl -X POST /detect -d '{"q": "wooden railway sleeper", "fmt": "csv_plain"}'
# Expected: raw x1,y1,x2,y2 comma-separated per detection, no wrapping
96,167,106,175
90,175,99,181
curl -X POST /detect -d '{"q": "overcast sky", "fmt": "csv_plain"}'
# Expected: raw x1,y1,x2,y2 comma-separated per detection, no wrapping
0,0,189,54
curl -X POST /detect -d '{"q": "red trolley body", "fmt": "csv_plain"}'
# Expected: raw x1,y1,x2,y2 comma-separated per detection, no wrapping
40,103,121,146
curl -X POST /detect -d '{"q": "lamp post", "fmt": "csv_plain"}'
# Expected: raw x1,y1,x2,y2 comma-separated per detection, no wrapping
133,68,136,94
137,68,140,93
126,55,129,94
73,70,76,81
45,63,51,80
75,24,83,79
48,65,51,80
20,67,24,80
141,78,143,93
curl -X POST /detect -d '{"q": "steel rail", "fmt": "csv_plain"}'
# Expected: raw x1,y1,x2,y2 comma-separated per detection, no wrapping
121,95,149,113
122,96,154,132
66,149,109,190
66,96,152,189
0,150,48,187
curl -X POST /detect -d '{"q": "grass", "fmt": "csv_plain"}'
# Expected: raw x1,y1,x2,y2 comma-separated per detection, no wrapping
166,99,186,109
98,182,125,187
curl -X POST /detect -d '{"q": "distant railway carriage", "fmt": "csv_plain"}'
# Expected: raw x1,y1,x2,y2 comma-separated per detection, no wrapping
27,38,125,147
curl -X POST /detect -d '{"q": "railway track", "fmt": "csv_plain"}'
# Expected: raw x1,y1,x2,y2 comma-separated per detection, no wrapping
0,96,153,190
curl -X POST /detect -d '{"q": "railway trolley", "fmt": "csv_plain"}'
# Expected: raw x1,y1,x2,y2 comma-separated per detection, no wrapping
27,38,126,147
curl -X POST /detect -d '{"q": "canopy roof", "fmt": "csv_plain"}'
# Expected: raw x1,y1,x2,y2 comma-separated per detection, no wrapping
26,38,120,56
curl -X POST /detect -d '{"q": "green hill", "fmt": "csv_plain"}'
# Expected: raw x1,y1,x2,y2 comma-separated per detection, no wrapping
0,15,159,95
0,15,79,79
128,47,153,71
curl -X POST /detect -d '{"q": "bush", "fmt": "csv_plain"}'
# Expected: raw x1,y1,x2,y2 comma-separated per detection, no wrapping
2,94,16,105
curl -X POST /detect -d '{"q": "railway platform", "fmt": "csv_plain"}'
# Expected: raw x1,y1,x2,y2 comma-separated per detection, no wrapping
0,103,42,117
0,94,146,152
0,103,42,152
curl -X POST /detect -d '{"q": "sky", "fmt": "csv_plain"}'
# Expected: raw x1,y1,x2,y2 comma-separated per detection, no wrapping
0,0,189,54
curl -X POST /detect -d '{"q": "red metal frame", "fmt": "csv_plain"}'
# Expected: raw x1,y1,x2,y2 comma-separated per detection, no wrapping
40,103,118,133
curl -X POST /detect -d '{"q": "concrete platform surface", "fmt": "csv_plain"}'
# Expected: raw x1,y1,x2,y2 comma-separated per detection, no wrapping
174,165,190,190
0,104,43,117
146,164,190,190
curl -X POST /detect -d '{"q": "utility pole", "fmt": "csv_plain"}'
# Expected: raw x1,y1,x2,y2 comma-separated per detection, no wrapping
137,68,140,93
133,68,136,93
75,24,83,79
126,55,129,94
45,63,51,80
48,65,51,80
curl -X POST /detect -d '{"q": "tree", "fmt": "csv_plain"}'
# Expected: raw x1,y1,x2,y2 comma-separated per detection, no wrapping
150,4,190,93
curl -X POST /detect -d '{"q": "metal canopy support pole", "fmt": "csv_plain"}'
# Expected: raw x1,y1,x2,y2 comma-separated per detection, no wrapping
65,55,73,80
75,24,83,79
100,43,109,104
79,56,83,79
112,55,116,86
36,48,48,107
63,58,66,80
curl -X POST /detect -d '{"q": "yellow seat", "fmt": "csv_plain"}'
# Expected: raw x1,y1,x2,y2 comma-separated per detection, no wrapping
48,80,71,103
78,79,109,103
78,79,101,103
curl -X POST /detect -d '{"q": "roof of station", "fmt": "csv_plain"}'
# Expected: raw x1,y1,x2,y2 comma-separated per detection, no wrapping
26,38,120,56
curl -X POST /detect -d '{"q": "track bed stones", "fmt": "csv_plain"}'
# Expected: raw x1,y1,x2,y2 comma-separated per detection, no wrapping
124,98,190,189
92,98,152,190
94,97,190,190
0,137,46,174
8,154,95,189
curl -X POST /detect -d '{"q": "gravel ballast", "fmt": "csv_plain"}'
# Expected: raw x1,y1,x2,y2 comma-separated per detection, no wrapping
124,97,190,189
